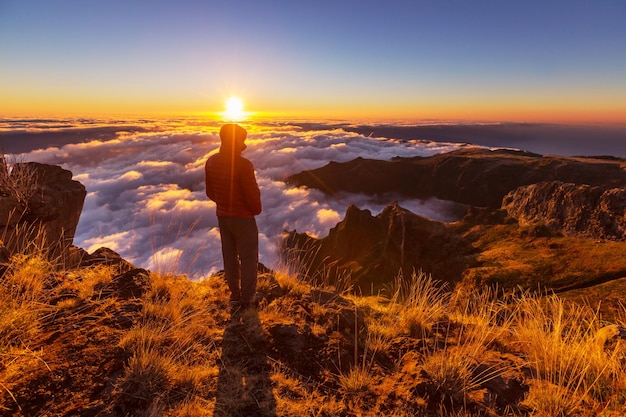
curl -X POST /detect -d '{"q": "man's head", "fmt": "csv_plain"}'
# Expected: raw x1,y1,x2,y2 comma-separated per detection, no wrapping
220,124,247,153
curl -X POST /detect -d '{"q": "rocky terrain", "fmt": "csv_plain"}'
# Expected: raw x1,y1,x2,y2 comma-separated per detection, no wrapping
284,148,626,312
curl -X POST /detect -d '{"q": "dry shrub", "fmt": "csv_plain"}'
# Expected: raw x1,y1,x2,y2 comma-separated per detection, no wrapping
422,342,493,408
523,379,584,417
450,285,516,349
0,302,41,351
64,264,118,300
420,288,513,408
118,347,174,407
274,271,311,299
0,157,39,205
2,254,51,302
338,365,374,394
385,271,450,338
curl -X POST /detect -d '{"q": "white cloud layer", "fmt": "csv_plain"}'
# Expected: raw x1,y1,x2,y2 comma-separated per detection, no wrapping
17,119,468,278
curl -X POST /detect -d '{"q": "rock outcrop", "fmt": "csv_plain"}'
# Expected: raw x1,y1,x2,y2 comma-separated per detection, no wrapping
502,181,626,240
287,148,626,208
0,161,86,254
282,203,477,291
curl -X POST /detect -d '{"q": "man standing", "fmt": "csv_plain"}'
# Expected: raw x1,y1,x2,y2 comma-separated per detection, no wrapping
206,124,262,308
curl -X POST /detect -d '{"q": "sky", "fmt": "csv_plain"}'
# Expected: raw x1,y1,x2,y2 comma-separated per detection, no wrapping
8,119,467,278
1,0,625,123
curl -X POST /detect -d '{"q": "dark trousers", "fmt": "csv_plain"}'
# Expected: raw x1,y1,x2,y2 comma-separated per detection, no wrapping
218,217,258,303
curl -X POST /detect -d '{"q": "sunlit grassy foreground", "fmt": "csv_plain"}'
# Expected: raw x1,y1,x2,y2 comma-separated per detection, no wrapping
1,237,625,417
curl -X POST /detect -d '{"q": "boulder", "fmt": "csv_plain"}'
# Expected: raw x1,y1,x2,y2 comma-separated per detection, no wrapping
502,181,626,240
0,162,86,254
305,289,366,335
94,268,151,300
82,247,136,273
267,323,304,360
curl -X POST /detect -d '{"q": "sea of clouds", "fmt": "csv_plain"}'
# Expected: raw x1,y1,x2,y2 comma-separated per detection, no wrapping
9,118,470,278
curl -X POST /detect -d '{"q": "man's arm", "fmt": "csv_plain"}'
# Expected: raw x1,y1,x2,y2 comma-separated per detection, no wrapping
205,159,216,201
241,160,262,215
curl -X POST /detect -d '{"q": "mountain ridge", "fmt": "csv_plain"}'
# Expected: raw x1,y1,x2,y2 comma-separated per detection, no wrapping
287,147,626,208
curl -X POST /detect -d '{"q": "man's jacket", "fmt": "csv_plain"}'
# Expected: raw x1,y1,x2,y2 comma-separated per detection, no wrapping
205,149,262,218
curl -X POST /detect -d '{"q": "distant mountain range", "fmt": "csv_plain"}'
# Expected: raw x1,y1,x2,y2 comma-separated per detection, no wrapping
291,121,626,157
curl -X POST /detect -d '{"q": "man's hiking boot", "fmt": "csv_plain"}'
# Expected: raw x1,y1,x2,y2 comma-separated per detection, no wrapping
228,299,241,316
239,300,257,311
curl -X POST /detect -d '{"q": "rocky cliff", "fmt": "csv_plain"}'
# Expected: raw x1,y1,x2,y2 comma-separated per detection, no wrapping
0,161,87,254
287,148,626,208
503,181,626,241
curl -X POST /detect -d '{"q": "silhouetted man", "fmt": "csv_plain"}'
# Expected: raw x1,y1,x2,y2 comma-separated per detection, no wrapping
205,124,262,308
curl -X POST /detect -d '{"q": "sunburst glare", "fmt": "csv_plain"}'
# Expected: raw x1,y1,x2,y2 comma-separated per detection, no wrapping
223,96,246,121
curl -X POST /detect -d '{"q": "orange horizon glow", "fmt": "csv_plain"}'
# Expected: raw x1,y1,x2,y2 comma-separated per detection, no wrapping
1,96,625,126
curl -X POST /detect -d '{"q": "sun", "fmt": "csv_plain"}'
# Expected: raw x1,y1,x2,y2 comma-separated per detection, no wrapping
223,96,246,121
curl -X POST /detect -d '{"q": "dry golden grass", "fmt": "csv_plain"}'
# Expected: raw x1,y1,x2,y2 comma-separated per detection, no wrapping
0,252,56,360
2,231,626,416
350,271,450,350
510,292,626,415
273,270,309,299
111,276,226,415
0,251,56,413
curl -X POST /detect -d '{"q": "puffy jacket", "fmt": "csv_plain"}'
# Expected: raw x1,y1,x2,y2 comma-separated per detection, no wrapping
205,149,262,218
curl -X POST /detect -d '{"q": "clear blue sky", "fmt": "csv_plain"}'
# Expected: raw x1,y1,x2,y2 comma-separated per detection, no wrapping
1,0,625,122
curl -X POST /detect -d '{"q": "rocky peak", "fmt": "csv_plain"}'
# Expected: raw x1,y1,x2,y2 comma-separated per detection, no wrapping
282,202,477,292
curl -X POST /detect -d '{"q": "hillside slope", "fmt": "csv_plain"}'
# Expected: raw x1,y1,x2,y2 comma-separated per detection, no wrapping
2,251,626,417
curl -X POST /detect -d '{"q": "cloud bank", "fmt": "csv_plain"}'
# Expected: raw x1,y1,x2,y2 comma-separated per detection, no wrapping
14,119,468,278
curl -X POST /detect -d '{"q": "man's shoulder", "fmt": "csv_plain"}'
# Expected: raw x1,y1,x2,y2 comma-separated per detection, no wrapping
206,152,222,166
239,157,255,170
206,152,254,169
